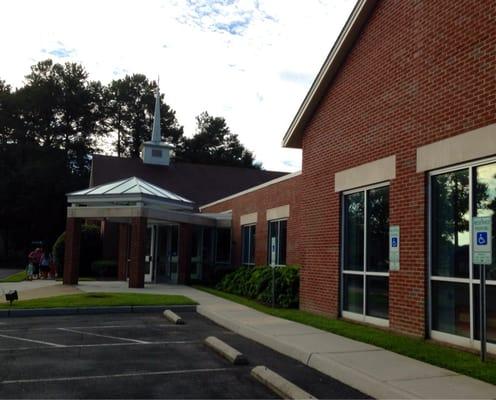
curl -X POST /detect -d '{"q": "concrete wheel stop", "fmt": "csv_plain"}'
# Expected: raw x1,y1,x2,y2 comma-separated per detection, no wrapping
204,336,248,365
251,365,316,400
162,309,185,324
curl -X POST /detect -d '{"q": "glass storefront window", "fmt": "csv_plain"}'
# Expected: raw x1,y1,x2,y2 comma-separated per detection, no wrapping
344,192,364,271
215,228,231,263
430,159,496,348
241,225,256,265
342,185,389,322
267,219,287,265
431,169,470,278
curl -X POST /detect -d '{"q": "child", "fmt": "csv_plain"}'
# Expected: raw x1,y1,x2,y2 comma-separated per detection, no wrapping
26,261,34,281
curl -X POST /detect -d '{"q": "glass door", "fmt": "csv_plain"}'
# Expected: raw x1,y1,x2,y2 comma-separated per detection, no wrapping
190,227,203,281
144,225,155,283
166,225,179,283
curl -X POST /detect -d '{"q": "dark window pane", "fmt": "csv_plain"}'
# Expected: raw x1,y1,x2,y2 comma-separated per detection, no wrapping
215,228,231,263
267,221,277,264
367,186,389,272
250,226,256,264
431,170,470,278
344,192,364,271
431,281,470,337
474,163,496,280
279,220,287,265
366,276,389,319
242,226,250,264
473,284,496,344
343,274,363,314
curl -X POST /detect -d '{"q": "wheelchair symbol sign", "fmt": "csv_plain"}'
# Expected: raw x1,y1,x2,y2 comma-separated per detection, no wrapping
477,232,488,246
391,237,398,248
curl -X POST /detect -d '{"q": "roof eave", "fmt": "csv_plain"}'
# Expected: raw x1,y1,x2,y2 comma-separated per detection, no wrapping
282,0,377,149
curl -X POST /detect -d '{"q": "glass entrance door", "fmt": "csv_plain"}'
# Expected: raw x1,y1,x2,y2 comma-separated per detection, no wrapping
166,225,179,283
144,225,155,283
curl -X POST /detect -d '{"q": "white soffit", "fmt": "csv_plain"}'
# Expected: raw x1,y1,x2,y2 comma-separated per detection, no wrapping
417,124,496,172
266,205,290,221
335,155,396,192
240,212,257,225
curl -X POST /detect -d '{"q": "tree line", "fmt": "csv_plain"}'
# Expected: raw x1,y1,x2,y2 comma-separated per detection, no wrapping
0,59,259,265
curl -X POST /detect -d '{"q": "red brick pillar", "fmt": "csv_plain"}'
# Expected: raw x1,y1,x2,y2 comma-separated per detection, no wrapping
178,223,192,284
63,217,82,285
129,217,147,288
117,224,130,281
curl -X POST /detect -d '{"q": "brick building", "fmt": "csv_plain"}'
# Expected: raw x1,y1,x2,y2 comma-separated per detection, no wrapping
64,0,496,353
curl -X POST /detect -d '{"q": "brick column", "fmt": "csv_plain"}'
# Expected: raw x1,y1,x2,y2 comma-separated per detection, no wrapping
129,217,147,288
178,223,192,284
63,217,82,285
117,224,130,281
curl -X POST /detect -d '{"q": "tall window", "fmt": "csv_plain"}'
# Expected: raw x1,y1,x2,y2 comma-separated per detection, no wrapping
430,160,496,348
215,228,231,264
242,225,256,265
342,185,389,324
267,219,287,265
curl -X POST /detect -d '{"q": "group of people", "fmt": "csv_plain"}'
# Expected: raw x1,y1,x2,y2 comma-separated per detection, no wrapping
26,248,56,280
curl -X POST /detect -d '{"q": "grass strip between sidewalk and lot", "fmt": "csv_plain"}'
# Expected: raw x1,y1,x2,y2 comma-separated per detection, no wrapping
0,292,196,309
195,285,496,385
0,271,27,282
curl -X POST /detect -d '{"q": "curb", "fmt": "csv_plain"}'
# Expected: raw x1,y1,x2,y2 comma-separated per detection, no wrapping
251,365,315,399
205,336,248,365
197,305,413,400
0,304,197,318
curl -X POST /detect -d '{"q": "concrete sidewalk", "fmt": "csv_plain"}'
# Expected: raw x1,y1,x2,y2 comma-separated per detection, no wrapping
68,281,496,399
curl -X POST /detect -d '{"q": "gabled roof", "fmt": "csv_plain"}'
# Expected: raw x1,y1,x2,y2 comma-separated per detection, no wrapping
89,155,288,207
68,176,194,210
282,0,377,148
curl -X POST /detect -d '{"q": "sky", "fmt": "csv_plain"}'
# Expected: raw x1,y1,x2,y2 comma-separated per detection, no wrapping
0,0,357,172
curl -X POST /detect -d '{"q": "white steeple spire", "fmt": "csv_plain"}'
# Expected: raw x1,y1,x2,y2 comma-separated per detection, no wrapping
151,79,161,143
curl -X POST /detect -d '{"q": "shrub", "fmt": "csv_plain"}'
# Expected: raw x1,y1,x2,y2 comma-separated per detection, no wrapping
91,260,117,278
52,224,102,277
216,265,300,308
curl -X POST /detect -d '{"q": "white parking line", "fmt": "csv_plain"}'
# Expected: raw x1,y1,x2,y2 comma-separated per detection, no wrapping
0,340,199,352
0,333,65,348
58,328,150,344
1,367,231,384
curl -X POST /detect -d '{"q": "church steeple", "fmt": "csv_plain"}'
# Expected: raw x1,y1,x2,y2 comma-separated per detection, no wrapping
151,83,161,143
140,80,173,166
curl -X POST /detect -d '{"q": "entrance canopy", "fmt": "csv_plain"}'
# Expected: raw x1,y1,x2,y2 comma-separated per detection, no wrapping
67,176,230,227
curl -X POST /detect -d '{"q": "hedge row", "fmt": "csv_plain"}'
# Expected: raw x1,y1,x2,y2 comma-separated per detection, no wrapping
216,265,300,308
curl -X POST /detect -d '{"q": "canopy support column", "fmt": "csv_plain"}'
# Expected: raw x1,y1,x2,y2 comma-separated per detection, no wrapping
129,217,147,288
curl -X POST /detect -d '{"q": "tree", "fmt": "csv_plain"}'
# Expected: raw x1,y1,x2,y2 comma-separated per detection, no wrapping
105,75,183,158
177,111,260,169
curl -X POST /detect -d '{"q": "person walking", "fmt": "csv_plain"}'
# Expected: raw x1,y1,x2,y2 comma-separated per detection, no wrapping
39,249,51,280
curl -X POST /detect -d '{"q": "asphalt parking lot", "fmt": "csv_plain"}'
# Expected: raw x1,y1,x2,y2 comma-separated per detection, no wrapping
0,312,370,399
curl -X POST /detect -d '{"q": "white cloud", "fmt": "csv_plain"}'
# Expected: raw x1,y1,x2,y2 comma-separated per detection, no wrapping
0,0,356,172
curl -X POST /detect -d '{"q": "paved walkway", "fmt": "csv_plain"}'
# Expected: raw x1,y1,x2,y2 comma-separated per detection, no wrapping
2,279,496,399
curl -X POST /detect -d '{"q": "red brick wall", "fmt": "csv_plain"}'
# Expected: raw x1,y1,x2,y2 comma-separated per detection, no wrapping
201,174,302,267
299,0,495,336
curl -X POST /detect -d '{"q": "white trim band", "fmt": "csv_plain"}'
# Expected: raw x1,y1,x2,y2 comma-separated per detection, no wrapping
335,155,396,192
266,205,290,221
240,212,257,226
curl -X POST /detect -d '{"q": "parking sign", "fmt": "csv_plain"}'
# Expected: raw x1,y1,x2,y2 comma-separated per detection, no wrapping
473,217,492,265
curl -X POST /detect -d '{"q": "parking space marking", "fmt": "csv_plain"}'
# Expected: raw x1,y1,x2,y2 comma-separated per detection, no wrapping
58,327,150,344
0,333,65,348
1,367,231,385
0,340,199,353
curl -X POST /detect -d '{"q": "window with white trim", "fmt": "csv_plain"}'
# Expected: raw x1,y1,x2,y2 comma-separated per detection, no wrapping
342,184,389,323
267,219,287,265
430,159,496,348
241,224,256,265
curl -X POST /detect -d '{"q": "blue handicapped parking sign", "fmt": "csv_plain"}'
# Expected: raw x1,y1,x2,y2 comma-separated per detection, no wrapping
391,237,398,248
477,232,488,246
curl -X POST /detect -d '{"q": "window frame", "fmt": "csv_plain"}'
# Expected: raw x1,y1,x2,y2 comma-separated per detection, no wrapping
428,156,496,352
267,218,288,266
241,224,256,266
341,182,390,327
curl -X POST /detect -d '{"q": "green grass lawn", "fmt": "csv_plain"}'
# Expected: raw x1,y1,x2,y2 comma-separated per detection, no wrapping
0,271,27,282
0,292,196,309
195,285,496,385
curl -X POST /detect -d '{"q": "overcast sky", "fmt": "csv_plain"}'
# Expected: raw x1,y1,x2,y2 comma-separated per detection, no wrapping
0,0,356,172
